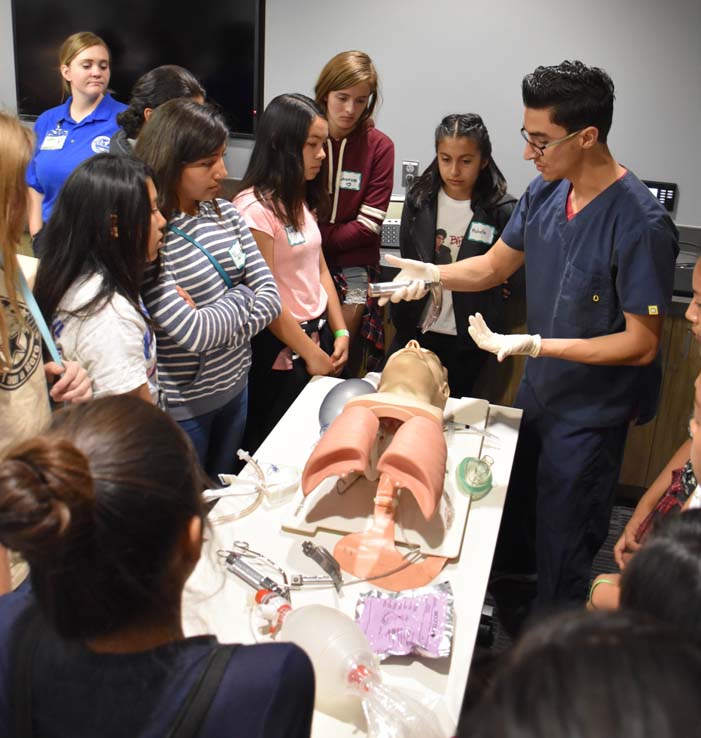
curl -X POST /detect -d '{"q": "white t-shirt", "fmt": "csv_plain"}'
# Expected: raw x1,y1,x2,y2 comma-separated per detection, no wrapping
424,188,473,335
52,273,159,402
0,262,51,458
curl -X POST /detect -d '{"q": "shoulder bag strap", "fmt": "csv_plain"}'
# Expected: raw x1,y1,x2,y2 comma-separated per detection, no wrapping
165,644,237,738
168,226,234,290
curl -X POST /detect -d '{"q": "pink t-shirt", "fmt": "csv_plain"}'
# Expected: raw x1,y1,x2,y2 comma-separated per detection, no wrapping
234,189,327,322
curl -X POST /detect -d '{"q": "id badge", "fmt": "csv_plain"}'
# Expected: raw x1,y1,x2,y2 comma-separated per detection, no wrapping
339,170,362,191
40,129,67,151
285,226,306,246
467,221,496,244
228,240,246,269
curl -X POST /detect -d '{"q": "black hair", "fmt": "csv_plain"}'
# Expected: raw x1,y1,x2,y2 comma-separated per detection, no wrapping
620,509,701,642
408,113,507,210
35,154,153,329
522,60,615,143
134,99,228,217
116,65,205,139
435,228,447,238
238,93,329,231
460,609,701,738
0,396,207,639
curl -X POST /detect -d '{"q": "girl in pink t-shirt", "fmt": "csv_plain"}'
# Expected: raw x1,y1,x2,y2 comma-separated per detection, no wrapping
234,93,348,451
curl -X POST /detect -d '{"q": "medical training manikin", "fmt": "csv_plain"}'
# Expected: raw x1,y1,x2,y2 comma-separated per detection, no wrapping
302,340,450,590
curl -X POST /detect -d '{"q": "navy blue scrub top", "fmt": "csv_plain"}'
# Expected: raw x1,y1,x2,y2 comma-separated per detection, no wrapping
26,94,126,223
501,171,678,427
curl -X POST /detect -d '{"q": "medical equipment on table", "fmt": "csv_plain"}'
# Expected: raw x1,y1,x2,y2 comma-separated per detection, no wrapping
302,540,343,591
224,549,289,600
221,539,429,601
447,422,500,441
355,581,455,660
318,378,376,432
456,455,494,500
279,605,442,738
204,451,301,524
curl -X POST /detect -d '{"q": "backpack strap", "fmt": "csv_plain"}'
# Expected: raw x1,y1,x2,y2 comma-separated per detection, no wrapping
11,605,44,738
165,644,236,738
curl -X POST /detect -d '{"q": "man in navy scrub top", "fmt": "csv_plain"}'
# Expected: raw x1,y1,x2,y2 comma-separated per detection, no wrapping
382,60,679,614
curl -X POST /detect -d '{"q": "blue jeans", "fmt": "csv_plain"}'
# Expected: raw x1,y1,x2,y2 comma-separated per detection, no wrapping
178,388,248,479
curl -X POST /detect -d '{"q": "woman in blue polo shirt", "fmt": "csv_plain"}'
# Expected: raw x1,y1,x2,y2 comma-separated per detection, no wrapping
26,31,126,247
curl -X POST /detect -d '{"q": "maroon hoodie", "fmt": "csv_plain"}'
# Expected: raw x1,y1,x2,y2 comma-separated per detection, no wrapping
318,120,394,269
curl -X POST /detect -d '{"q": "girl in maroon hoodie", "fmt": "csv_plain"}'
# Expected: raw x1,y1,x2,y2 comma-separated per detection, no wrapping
314,51,395,372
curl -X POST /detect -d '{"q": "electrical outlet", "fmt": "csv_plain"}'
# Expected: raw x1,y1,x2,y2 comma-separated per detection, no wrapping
402,160,420,188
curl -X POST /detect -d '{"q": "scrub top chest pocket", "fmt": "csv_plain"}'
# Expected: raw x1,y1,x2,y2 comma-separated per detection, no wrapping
553,260,615,338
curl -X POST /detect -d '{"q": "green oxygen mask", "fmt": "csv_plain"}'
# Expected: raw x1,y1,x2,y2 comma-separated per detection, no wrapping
456,455,494,500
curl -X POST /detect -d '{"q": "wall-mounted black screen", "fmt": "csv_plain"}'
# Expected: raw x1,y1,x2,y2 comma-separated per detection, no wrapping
12,0,264,137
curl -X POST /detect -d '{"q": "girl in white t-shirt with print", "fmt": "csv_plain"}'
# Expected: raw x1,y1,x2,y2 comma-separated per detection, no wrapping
389,114,519,398
34,154,167,405
234,93,349,451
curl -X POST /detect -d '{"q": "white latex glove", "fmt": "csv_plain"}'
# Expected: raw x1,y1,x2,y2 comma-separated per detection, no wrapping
468,312,542,362
378,254,440,306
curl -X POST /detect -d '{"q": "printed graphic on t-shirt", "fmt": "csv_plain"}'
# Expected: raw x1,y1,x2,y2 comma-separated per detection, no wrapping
0,298,42,390
434,229,452,265
91,135,111,153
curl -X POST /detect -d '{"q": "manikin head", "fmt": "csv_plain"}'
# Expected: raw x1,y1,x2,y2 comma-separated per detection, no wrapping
379,340,450,411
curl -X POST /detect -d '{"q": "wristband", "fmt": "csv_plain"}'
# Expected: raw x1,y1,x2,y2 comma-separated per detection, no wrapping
588,577,617,608
334,329,350,338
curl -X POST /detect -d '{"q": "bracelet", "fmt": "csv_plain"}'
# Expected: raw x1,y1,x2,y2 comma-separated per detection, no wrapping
334,329,350,338
588,577,617,608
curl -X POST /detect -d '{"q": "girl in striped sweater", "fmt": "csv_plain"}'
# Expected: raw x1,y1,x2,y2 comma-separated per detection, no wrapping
135,100,281,476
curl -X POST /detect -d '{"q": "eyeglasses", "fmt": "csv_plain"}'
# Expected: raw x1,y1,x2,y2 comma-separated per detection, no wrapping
520,127,582,156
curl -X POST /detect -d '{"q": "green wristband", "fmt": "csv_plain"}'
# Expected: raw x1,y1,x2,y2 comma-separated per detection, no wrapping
588,577,617,608
334,329,350,338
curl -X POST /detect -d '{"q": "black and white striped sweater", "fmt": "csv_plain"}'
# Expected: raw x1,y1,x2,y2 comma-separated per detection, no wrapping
143,199,281,420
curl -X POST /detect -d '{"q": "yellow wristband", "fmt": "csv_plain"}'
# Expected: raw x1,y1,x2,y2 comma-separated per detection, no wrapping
334,329,350,338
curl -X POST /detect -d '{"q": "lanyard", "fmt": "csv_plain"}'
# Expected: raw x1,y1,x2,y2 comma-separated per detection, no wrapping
168,225,234,289
1,255,62,365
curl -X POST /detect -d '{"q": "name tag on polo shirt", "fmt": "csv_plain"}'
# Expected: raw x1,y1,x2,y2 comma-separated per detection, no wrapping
339,170,362,191
467,221,496,244
285,226,306,246
40,129,67,150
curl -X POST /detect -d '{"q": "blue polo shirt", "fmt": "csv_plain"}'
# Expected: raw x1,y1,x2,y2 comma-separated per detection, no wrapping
501,171,678,427
26,94,127,222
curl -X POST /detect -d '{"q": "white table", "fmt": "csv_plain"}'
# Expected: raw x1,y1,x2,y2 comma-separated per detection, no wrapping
182,377,522,737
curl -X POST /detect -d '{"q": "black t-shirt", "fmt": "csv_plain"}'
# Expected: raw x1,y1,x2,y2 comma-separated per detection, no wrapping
0,588,314,738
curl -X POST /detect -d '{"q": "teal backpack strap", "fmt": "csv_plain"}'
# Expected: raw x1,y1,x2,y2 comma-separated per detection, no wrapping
169,225,234,289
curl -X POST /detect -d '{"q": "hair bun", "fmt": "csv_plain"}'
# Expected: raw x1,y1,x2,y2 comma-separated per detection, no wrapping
0,437,94,558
